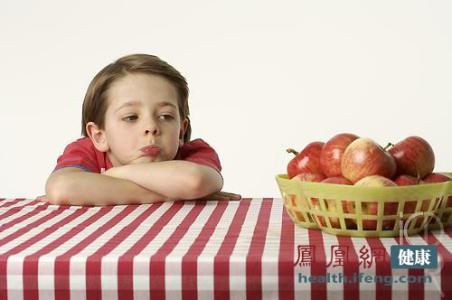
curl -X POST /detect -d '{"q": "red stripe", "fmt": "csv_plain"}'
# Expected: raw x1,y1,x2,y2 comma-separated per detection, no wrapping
149,201,207,300
278,203,294,300
394,235,424,300
54,205,138,300
213,199,251,300
246,198,273,299
421,231,452,299
85,203,162,300
0,204,64,248
0,201,44,230
308,229,327,300
336,236,360,299
181,201,229,299
0,204,66,300
0,198,27,208
19,207,88,299
21,206,113,300
117,202,185,300
366,237,392,299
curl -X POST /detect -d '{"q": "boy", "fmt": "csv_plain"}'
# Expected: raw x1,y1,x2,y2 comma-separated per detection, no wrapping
45,54,240,206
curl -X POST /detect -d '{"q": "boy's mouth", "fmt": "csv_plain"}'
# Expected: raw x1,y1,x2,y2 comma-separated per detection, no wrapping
140,145,161,156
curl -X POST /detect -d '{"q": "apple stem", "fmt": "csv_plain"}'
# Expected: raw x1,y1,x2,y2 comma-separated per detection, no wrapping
384,142,394,151
286,148,299,156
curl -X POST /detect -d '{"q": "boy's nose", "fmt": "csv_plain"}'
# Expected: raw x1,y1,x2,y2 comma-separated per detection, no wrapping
144,128,159,135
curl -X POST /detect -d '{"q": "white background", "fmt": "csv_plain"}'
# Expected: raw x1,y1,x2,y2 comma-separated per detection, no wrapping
1,0,451,199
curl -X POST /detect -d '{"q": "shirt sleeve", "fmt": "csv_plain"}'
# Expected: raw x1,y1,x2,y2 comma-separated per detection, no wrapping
53,138,100,173
177,139,222,173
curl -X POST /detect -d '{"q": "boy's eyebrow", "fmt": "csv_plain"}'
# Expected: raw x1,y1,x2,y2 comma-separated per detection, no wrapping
114,101,177,113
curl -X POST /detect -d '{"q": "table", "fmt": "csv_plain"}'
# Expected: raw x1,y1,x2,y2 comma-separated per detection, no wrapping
0,197,450,300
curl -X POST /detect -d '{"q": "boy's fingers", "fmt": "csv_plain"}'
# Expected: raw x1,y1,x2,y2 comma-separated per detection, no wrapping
36,195,47,202
204,192,241,201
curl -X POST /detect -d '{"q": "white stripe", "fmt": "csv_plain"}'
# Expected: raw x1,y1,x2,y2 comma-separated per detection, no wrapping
349,236,376,297
378,237,409,300
322,231,343,299
293,216,312,299
14,207,101,256
229,198,263,300
196,199,244,300
69,256,87,300
67,205,148,300
39,257,56,300
7,256,24,300
403,234,443,299
0,203,53,242
136,202,195,256
261,199,282,300
432,230,452,253
43,206,129,256
100,203,170,300
0,207,72,252
164,201,217,300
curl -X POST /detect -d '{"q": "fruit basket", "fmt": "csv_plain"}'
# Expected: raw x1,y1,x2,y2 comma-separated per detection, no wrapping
276,173,452,237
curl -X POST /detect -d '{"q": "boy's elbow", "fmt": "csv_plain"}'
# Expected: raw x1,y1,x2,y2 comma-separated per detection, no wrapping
186,167,223,199
45,174,72,205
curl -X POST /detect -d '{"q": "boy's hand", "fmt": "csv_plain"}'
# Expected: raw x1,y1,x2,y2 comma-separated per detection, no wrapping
199,191,242,201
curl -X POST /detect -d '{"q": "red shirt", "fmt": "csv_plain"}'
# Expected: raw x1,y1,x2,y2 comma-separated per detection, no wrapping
54,137,222,173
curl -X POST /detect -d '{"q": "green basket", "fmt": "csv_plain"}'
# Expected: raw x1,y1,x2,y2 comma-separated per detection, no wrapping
276,173,452,237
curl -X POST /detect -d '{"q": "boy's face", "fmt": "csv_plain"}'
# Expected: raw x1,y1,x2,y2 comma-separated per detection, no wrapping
96,73,187,167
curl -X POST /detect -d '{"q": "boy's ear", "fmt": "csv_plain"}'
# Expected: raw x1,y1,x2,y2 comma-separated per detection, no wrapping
86,122,109,152
179,118,189,146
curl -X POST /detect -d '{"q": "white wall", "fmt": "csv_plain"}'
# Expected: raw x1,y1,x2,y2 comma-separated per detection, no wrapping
1,0,451,199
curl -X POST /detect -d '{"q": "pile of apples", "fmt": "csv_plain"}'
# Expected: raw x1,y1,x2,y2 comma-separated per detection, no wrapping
286,133,451,230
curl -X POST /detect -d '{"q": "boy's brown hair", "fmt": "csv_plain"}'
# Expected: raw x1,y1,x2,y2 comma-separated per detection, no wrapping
81,54,191,142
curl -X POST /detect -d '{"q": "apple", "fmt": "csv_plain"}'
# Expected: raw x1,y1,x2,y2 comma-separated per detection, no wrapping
423,172,452,210
322,176,352,185
286,141,324,179
341,138,397,183
388,136,435,178
423,172,452,183
394,174,420,186
346,175,397,230
320,133,359,177
395,174,426,216
320,176,353,228
292,172,325,224
292,172,326,182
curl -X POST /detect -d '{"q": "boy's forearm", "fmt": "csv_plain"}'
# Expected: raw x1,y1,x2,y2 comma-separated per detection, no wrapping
46,170,168,206
106,161,223,200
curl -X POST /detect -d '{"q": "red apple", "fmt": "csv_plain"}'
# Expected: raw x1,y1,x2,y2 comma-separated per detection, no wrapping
341,138,397,183
423,172,452,210
423,172,451,183
320,133,359,177
292,172,326,182
286,142,324,179
292,172,325,223
322,176,353,185
388,136,435,178
320,176,353,228
395,174,425,215
346,175,397,230
394,174,420,186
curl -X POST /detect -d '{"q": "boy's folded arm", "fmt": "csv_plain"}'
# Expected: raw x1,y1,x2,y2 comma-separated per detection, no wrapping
105,161,223,200
45,167,169,206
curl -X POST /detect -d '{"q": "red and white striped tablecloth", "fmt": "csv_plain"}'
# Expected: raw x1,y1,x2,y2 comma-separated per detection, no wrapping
0,197,450,300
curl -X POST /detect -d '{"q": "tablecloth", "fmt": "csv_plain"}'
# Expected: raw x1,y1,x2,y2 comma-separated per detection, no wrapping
0,197,450,300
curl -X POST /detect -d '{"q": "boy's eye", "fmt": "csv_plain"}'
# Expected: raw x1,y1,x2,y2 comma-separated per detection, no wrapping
123,115,138,122
159,114,174,121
